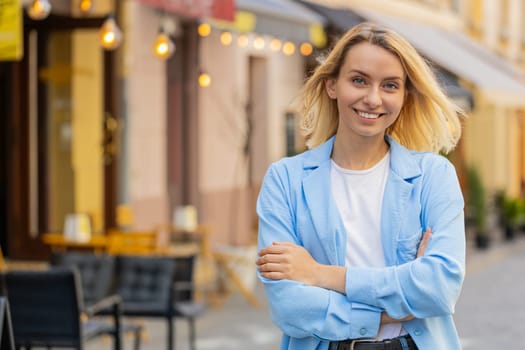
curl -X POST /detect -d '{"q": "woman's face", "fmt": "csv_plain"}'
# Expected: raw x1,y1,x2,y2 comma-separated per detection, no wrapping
325,41,407,142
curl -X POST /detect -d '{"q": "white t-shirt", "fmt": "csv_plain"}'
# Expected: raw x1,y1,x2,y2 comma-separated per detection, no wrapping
331,151,405,340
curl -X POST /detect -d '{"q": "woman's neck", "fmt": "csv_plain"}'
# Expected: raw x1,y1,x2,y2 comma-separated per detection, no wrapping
331,135,389,170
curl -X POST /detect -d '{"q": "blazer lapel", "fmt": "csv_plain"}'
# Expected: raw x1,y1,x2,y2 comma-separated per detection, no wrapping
302,137,344,265
381,136,422,265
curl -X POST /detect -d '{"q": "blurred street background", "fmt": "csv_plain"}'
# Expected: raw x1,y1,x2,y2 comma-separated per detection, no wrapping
2,0,525,349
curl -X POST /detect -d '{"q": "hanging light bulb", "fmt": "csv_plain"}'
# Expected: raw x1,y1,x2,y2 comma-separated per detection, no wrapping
99,15,122,50
153,31,175,60
237,34,249,48
282,41,295,56
197,23,211,37
220,31,233,46
270,38,282,52
300,42,313,56
253,36,265,50
79,0,94,15
198,72,211,88
27,0,52,20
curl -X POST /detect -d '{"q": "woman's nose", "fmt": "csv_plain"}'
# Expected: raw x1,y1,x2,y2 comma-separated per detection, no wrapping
364,88,382,108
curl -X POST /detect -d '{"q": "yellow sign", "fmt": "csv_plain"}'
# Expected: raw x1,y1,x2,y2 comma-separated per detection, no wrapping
209,11,256,34
310,23,327,48
0,0,23,61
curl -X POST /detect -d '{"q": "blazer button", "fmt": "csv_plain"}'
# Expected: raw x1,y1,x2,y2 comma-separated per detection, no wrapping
359,328,367,336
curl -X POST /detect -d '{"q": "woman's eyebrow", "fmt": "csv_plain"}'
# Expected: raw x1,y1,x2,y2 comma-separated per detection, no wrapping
347,69,405,81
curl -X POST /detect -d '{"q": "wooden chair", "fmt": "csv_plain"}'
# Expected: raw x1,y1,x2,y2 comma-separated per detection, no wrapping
4,268,123,350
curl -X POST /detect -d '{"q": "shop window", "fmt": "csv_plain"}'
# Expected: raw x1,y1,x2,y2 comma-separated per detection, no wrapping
285,111,296,157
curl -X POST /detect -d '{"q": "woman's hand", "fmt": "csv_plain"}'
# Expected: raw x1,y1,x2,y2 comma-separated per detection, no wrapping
256,242,319,285
257,242,347,292
382,227,432,323
417,227,432,258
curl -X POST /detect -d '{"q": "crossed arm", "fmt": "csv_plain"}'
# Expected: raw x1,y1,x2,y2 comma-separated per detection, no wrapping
256,228,432,324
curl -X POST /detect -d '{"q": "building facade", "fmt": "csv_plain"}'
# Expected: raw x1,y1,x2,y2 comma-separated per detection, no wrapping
3,0,525,259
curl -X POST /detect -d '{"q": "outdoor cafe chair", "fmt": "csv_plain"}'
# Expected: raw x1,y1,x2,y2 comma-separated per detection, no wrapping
3,267,125,350
0,297,15,350
172,255,207,350
50,252,143,349
113,254,206,350
113,255,177,350
50,252,116,306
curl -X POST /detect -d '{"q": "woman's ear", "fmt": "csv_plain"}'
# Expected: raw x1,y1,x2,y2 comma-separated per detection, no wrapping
325,79,337,99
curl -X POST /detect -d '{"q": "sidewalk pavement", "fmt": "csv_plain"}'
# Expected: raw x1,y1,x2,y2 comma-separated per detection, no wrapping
87,230,525,350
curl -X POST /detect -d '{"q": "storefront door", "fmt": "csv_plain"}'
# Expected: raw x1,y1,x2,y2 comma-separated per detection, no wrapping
4,15,119,259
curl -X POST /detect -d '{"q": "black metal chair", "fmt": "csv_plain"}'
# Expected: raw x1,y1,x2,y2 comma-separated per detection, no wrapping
4,267,122,350
50,252,143,350
51,253,206,350
0,297,15,350
172,255,207,350
113,255,177,350
50,252,116,306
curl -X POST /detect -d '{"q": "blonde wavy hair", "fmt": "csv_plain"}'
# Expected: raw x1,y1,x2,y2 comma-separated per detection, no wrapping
298,22,463,153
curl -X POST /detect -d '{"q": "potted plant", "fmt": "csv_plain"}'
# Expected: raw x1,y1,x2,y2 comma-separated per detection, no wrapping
501,195,525,240
467,167,490,249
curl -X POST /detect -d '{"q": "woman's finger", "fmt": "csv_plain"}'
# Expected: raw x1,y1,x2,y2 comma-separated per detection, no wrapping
258,244,290,256
257,262,287,273
256,252,290,266
417,228,432,258
259,271,286,280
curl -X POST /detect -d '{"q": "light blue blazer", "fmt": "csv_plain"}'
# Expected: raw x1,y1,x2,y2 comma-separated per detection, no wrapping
257,135,465,350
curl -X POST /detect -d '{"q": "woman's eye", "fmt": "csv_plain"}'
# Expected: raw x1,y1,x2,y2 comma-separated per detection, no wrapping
352,77,365,85
384,82,399,90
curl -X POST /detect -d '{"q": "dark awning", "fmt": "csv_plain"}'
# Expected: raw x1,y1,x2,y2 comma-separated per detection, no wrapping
233,0,327,46
434,69,475,110
296,0,362,32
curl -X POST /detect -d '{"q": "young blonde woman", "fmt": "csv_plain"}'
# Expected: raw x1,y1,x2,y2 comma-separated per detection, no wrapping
256,22,465,350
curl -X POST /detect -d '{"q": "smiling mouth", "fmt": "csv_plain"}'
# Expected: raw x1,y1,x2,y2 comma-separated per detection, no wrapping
355,110,384,119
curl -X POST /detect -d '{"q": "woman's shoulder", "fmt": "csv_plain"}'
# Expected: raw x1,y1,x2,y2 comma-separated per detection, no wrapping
410,149,451,165
390,136,454,168
268,149,311,174
388,137,458,182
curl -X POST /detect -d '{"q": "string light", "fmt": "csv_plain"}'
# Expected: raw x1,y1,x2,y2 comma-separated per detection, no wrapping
253,36,265,50
153,32,175,60
270,38,282,52
300,42,313,56
237,34,249,48
27,0,51,20
99,15,122,50
198,72,211,88
220,31,233,46
282,41,295,56
195,21,314,58
197,23,211,37
79,0,94,14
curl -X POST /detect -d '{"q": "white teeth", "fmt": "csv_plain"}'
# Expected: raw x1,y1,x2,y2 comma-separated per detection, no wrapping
357,111,381,119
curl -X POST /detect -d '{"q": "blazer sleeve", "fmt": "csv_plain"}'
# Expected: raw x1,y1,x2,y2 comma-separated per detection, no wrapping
257,163,381,341
344,157,466,319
